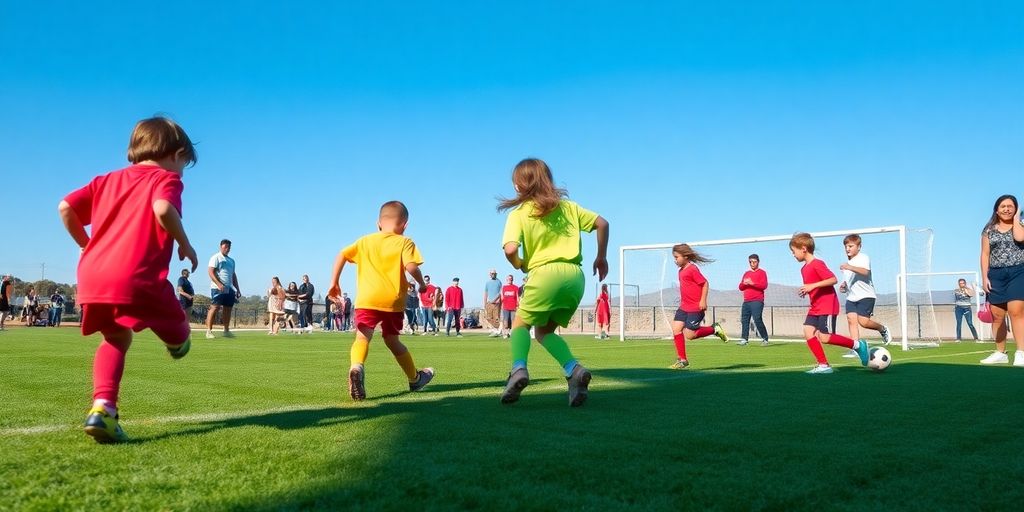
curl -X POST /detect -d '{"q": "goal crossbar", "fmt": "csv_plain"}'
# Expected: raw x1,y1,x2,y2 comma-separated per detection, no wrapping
618,226,910,349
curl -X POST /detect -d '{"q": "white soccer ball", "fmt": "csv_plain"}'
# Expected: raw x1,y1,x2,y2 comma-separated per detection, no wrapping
868,347,892,372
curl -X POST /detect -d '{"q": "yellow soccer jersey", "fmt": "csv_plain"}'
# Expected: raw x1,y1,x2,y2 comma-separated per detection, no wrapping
342,232,424,312
502,199,599,272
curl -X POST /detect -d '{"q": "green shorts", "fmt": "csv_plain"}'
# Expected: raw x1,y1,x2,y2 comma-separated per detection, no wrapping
517,262,584,328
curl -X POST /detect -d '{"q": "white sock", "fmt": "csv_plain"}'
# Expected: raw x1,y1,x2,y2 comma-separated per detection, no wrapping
93,399,117,417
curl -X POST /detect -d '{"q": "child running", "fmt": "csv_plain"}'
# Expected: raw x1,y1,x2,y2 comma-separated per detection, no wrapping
498,158,609,407
595,283,611,339
790,232,870,374
668,244,729,369
327,201,434,400
58,117,198,443
838,234,892,357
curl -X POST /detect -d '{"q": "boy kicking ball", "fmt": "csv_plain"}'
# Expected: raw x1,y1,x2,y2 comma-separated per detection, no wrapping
839,234,892,360
59,117,199,443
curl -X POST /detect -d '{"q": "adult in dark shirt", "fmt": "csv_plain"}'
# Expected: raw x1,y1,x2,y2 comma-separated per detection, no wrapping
49,290,66,327
177,268,195,322
342,293,353,330
0,275,12,330
298,274,315,330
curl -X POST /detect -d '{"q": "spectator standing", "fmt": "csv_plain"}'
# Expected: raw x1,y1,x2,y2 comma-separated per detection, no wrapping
432,286,444,333
954,279,980,342
484,269,502,336
283,282,301,333
445,277,464,337
737,254,770,346
342,292,353,330
49,289,66,327
404,284,420,334
267,277,285,335
177,268,195,322
297,274,314,331
979,194,1024,366
324,295,334,331
205,239,241,339
594,283,611,340
419,275,439,335
500,274,520,339
0,275,12,331
24,287,38,325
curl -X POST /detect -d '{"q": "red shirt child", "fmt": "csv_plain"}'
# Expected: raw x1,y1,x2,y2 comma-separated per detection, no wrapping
678,263,707,313
59,117,199,444
800,259,840,315
501,284,520,311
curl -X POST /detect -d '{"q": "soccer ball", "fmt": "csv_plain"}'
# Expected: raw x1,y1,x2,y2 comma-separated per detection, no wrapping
868,347,892,372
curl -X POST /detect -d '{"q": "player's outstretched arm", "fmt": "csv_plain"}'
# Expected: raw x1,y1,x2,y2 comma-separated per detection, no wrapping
592,216,609,281
504,242,523,271
405,262,427,292
57,200,90,249
153,199,198,271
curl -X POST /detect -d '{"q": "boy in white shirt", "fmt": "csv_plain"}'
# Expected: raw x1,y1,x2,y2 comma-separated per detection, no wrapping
839,234,892,352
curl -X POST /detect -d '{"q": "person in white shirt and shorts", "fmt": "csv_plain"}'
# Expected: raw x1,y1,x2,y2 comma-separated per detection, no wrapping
839,234,892,357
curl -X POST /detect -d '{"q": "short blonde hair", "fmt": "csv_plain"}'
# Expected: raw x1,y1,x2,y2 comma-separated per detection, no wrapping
127,117,197,166
789,232,816,253
843,234,862,246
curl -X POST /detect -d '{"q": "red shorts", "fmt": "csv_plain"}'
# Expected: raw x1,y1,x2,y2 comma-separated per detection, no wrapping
354,309,404,337
80,287,189,345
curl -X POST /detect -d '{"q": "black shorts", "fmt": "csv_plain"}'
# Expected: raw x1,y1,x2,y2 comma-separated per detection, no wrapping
210,289,237,307
0,299,9,313
845,298,875,317
674,310,705,331
804,314,837,334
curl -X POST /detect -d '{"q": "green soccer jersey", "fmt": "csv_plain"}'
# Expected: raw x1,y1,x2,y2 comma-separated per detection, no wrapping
502,199,599,272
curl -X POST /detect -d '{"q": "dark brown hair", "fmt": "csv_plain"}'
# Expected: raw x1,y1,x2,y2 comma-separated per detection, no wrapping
127,117,197,166
789,232,816,253
497,158,567,218
380,200,410,221
984,194,1018,234
672,244,714,264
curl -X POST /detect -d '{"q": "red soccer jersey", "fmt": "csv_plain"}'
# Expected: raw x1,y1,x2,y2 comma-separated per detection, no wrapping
419,284,438,307
64,164,184,305
445,286,464,310
501,284,519,310
596,291,611,316
801,258,840,315
677,264,707,313
739,268,768,302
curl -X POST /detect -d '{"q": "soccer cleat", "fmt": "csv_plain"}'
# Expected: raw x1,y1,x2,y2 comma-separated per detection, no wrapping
566,364,592,407
737,339,749,346
855,340,870,366
83,406,129,444
880,326,892,346
980,351,1009,365
348,366,366,400
165,338,191,360
205,330,215,339
713,323,729,342
500,367,530,404
669,359,689,370
409,368,435,392
761,340,770,346
222,330,235,339
806,364,834,375
1014,351,1024,367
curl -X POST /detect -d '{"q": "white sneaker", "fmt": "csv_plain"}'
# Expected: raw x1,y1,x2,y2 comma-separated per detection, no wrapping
205,330,215,339
737,339,748,346
980,351,1009,365
1014,350,1024,367
880,326,892,345
806,364,834,374
841,349,858,358
488,330,501,338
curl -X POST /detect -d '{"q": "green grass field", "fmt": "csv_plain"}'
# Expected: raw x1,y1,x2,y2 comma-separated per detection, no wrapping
2,327,1022,511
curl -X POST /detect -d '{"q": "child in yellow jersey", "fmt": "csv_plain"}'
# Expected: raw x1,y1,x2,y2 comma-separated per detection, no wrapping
327,201,434,400
497,158,610,407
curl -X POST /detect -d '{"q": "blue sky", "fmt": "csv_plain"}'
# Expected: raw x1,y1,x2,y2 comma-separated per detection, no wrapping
1,1,1021,303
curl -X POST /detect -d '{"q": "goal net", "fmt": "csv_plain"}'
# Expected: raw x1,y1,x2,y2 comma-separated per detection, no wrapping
617,226,936,351
899,271,989,343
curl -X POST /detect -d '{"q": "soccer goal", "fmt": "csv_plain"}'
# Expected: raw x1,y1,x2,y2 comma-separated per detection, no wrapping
897,271,989,343
617,226,936,351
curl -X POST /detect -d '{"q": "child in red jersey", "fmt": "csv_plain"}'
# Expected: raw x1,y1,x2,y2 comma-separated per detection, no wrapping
58,117,199,443
499,274,520,339
669,244,728,369
789,233,871,374
595,283,611,339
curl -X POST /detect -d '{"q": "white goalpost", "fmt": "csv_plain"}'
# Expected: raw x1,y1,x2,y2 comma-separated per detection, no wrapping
619,226,936,351
897,271,988,342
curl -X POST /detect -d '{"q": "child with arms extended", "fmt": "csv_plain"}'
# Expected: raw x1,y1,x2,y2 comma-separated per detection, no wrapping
790,233,870,374
327,201,434,400
498,158,609,407
668,244,728,369
58,117,198,443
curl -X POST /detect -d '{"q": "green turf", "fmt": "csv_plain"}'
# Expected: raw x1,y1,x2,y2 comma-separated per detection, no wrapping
1,328,1022,511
